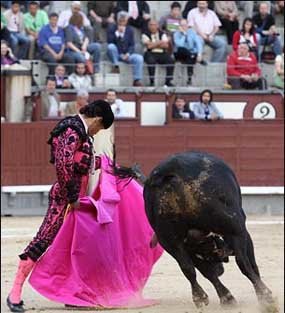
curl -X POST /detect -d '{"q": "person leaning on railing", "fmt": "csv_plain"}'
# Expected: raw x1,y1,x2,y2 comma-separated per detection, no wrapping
226,42,267,90
172,95,195,119
192,89,223,121
41,76,61,118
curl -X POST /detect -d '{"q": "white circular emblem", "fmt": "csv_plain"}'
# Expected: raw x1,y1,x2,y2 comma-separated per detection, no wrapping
253,102,276,119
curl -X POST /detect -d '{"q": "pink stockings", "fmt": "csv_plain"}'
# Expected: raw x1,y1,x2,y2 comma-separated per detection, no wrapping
9,257,35,304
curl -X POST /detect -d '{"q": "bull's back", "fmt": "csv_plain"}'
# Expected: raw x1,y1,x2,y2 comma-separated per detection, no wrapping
143,151,243,236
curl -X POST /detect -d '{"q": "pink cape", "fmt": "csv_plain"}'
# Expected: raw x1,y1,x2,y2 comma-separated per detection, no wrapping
29,156,163,308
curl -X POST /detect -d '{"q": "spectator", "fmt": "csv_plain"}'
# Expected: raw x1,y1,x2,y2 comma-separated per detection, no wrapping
4,1,30,59
192,89,223,120
65,12,101,73
1,11,11,43
187,1,227,62
142,19,175,87
182,1,215,18
272,1,284,15
64,89,89,115
115,1,150,32
53,64,71,88
273,48,284,89
41,77,61,117
68,62,92,90
58,1,91,29
87,1,115,42
1,39,18,65
253,2,282,60
227,43,265,90
1,1,12,9
172,95,195,119
38,12,74,74
24,1,49,59
174,19,204,85
105,88,125,117
159,2,182,36
232,18,258,58
39,1,53,14
107,11,144,86
214,1,239,44
236,1,254,19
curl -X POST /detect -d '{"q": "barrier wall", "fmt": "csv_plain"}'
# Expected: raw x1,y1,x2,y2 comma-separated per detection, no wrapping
1,119,284,186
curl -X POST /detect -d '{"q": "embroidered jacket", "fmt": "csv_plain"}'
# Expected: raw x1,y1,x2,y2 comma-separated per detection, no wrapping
47,115,96,203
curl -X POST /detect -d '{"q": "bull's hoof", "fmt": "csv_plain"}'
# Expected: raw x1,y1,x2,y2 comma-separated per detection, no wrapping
193,293,209,308
257,288,274,304
220,293,237,306
259,297,280,313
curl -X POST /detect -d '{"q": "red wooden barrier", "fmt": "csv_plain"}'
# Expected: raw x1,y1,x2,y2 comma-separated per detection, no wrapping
1,119,284,186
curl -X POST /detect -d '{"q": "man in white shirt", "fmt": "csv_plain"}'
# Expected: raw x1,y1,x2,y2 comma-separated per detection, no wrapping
68,62,92,91
4,0,30,59
105,89,125,118
187,1,227,62
58,1,91,29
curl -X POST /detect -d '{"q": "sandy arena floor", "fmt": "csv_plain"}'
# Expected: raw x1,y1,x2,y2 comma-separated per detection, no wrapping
1,216,284,313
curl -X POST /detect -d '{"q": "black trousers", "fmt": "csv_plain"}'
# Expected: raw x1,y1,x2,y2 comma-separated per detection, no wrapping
129,17,150,33
0,27,11,46
144,51,174,83
219,17,239,44
174,47,197,78
228,77,267,90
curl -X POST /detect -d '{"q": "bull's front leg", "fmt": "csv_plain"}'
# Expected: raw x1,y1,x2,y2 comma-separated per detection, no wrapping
175,246,209,308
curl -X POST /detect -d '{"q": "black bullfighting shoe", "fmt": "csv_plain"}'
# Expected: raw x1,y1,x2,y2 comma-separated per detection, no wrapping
6,296,25,312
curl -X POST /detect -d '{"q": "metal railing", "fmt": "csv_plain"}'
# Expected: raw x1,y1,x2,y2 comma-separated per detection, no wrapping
16,59,282,91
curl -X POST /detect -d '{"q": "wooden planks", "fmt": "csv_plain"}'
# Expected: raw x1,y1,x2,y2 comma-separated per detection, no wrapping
1,120,284,186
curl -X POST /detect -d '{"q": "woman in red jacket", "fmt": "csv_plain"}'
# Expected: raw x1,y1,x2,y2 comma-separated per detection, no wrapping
232,18,258,58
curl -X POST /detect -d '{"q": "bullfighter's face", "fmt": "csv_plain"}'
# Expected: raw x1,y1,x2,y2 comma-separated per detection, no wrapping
87,117,104,136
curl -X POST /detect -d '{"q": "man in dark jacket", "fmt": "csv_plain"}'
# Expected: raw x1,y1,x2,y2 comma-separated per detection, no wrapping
107,11,144,86
253,2,282,59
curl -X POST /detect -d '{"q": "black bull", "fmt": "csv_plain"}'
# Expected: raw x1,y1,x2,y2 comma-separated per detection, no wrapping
138,151,277,309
